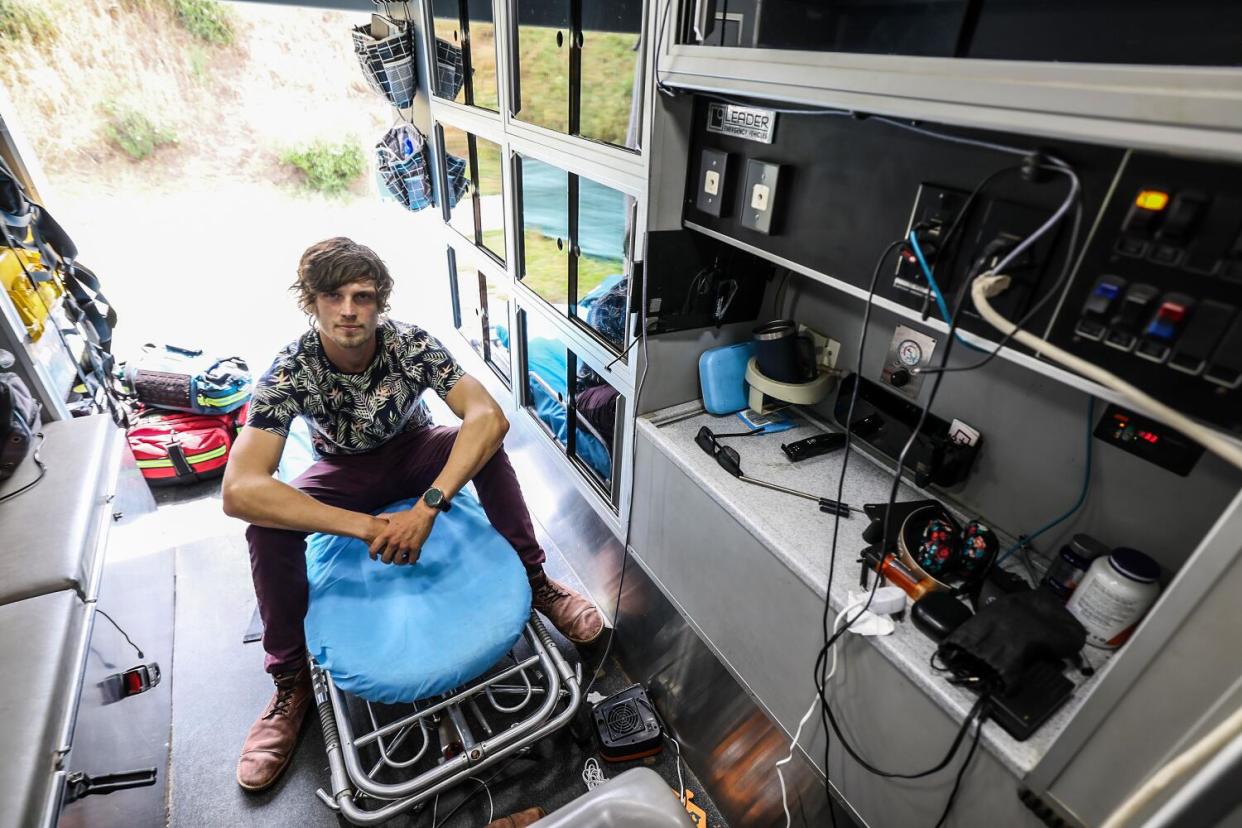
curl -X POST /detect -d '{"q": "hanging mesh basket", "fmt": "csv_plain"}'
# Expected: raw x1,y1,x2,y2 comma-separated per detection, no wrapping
434,37,465,100
352,18,417,109
376,124,434,212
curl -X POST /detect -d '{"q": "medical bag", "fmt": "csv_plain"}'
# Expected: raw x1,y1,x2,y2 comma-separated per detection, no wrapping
126,344,251,415
0,364,39,482
126,409,238,486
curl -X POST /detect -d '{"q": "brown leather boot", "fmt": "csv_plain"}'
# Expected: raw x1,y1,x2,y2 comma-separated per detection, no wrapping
236,666,312,791
485,807,546,828
530,573,605,645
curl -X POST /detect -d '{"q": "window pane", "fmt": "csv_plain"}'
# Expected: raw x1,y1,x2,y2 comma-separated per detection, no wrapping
574,178,632,351
514,0,570,133
440,124,475,242
432,0,467,104
483,270,511,383
465,0,499,111
451,251,484,360
580,2,644,150
521,310,623,507
573,363,624,502
476,137,506,263
523,310,569,451
518,155,569,307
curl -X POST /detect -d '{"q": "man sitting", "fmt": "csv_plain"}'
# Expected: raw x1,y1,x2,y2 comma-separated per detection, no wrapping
222,237,604,791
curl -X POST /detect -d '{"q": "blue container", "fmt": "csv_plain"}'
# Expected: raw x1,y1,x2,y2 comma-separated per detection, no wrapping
699,342,755,415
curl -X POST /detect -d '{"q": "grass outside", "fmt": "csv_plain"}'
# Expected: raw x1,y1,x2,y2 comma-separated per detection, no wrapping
0,0,56,45
520,229,618,305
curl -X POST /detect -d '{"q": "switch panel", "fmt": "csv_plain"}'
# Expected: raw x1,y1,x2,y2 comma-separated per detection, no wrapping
740,159,783,235
695,148,732,217
1049,152,1242,435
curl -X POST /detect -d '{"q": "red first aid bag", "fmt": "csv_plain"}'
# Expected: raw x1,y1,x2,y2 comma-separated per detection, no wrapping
127,409,237,486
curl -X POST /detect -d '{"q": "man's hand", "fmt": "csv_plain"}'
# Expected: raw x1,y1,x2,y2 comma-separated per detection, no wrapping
367,504,437,565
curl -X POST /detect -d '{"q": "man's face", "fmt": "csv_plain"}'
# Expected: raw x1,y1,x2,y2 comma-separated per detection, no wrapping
313,279,380,350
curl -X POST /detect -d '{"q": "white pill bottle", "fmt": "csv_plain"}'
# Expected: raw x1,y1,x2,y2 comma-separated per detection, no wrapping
1067,547,1162,649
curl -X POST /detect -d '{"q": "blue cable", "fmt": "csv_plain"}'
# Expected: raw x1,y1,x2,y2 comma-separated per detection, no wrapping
996,396,1095,564
907,230,987,353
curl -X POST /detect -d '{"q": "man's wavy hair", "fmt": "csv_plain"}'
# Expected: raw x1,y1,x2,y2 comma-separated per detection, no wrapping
292,237,394,315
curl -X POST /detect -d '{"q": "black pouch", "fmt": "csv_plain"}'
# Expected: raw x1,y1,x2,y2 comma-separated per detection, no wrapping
0,368,39,481
935,589,1086,694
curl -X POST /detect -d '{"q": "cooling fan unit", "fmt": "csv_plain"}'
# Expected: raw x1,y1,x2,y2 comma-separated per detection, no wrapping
592,684,664,762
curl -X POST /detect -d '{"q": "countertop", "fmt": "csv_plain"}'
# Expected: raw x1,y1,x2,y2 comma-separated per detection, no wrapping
637,401,1107,778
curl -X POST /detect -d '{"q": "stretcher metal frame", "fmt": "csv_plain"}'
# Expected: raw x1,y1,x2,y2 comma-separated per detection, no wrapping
310,613,582,825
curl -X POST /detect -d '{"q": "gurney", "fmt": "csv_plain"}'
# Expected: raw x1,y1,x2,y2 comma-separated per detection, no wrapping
303,492,582,825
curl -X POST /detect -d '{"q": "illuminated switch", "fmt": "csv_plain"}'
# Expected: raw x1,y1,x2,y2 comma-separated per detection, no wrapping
1144,297,1191,342
1122,188,1169,237
1076,276,1126,341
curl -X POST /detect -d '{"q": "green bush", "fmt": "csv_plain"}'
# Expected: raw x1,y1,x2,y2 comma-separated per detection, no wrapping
282,141,365,196
166,0,234,45
0,0,57,45
104,105,178,160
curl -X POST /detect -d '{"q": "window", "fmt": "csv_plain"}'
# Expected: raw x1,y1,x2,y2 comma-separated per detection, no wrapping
516,154,633,353
431,0,500,109
449,248,512,387
521,309,625,507
513,0,644,151
438,125,506,265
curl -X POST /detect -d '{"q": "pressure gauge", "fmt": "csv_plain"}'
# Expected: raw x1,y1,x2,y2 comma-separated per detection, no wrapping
897,339,923,367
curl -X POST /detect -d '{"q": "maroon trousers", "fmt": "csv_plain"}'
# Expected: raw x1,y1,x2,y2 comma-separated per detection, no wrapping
246,426,545,675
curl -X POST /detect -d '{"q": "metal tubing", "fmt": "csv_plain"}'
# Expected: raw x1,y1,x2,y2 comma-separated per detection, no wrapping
331,624,567,801
484,661,533,712
332,676,583,826
352,653,542,748
366,704,430,771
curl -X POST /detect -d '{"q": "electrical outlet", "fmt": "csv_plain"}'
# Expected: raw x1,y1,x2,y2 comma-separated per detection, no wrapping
695,148,731,217
741,159,782,234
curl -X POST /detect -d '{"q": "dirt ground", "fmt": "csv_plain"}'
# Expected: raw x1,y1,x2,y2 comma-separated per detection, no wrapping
4,1,458,372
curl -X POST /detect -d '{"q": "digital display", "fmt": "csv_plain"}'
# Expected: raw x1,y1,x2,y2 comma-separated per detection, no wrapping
1094,404,1202,476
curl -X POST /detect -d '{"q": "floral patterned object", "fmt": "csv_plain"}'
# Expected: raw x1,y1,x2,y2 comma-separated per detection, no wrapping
917,518,959,576
959,521,998,575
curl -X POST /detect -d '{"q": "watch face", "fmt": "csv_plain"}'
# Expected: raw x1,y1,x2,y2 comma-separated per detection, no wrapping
424,488,443,507
898,339,923,367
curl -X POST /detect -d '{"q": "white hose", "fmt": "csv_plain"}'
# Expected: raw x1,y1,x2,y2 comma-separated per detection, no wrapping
970,274,1242,473
1099,704,1242,828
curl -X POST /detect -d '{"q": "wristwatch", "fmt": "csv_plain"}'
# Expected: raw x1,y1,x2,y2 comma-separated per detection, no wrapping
422,486,452,513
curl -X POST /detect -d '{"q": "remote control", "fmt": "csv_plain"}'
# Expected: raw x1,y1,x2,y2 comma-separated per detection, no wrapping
782,432,847,462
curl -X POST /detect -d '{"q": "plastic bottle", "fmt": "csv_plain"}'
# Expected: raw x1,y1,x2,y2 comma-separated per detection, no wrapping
1067,547,1162,649
1041,533,1110,601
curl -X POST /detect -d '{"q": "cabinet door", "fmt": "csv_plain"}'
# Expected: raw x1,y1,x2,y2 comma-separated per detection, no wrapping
517,155,570,307
578,0,644,150
573,176,633,352
476,136,506,263
465,0,499,110
431,0,468,103
514,0,571,133
450,249,485,360
439,123,477,243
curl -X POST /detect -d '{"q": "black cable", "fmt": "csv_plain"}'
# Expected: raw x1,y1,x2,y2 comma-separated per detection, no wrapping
430,753,535,828
0,431,45,501
934,701,988,828
95,608,144,659
815,157,1078,788
812,238,905,811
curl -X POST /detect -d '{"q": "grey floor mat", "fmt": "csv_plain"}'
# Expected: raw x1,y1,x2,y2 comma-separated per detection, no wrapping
168,517,726,828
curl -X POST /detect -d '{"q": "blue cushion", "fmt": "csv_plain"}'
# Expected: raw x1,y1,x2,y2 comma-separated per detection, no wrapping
303,493,532,704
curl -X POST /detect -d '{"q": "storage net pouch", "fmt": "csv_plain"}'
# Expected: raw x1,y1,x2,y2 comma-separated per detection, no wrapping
352,22,417,109
376,124,434,212
434,38,465,100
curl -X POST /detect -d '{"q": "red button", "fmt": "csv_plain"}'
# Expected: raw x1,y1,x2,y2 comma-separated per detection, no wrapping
1157,302,1187,323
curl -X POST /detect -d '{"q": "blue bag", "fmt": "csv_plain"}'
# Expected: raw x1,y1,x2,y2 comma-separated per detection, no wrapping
126,344,250,415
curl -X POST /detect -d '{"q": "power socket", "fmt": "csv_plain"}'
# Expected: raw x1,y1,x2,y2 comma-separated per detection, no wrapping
741,159,783,234
695,148,731,217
